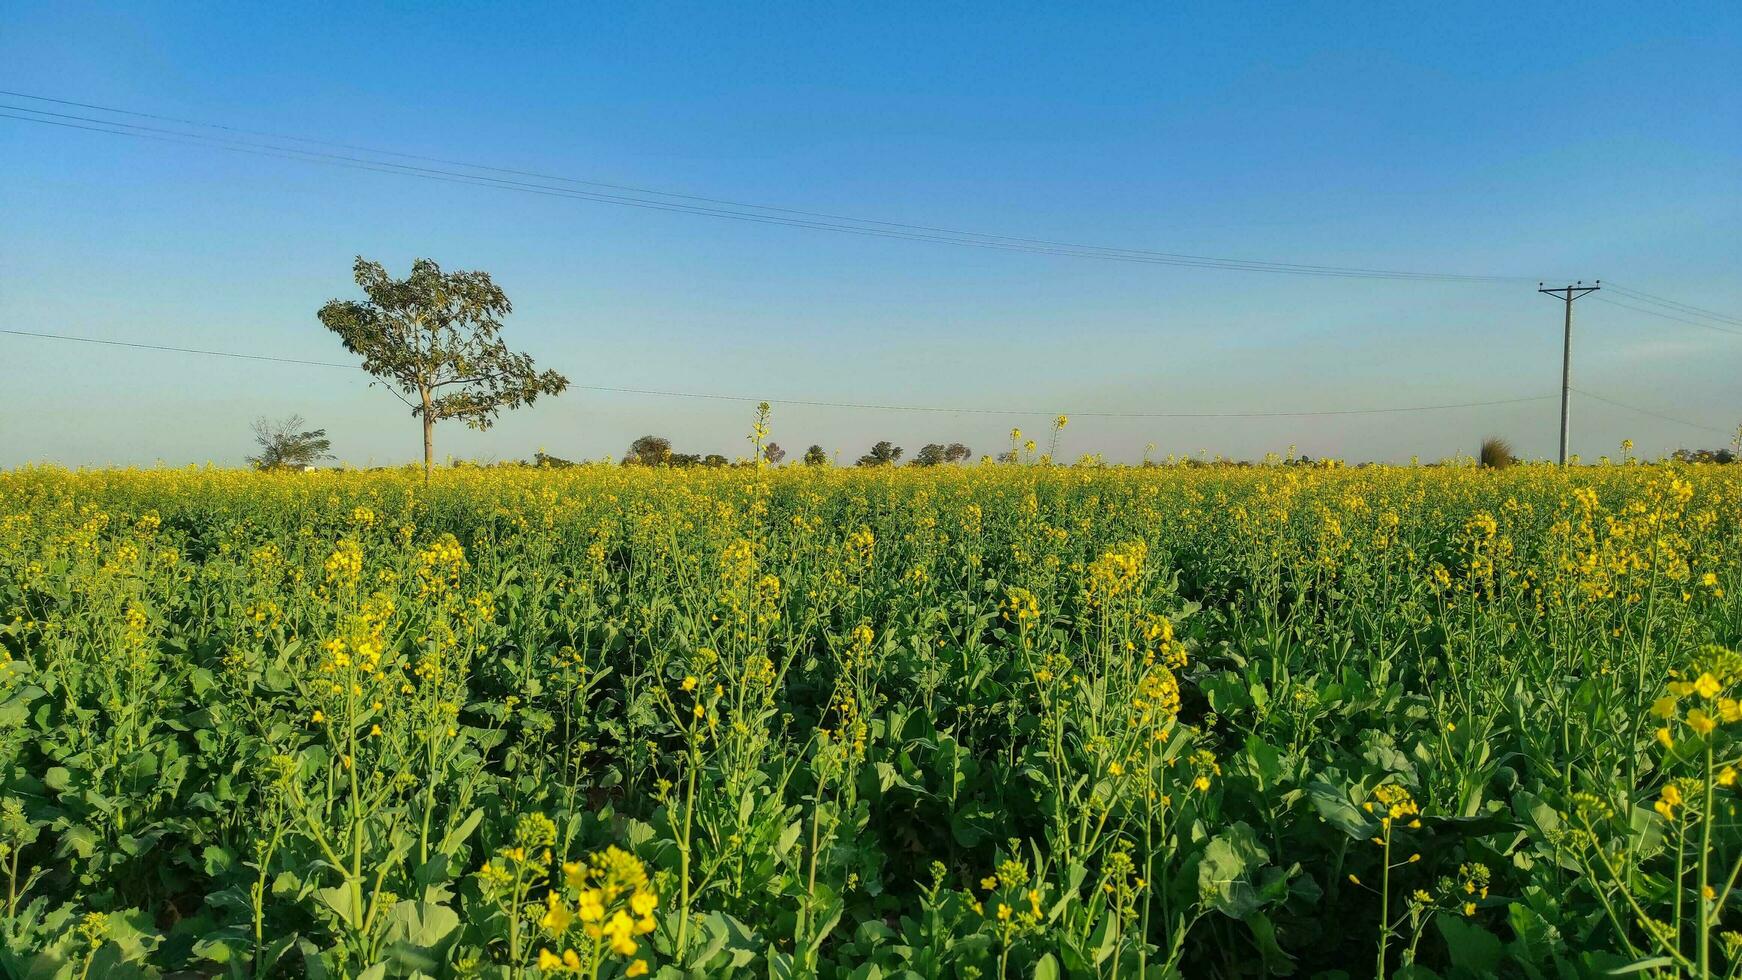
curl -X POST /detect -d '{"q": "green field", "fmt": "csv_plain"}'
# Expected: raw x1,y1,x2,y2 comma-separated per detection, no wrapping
0,463,1738,978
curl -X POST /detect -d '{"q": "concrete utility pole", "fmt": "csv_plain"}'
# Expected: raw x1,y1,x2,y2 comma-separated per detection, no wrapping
1538,281,1601,464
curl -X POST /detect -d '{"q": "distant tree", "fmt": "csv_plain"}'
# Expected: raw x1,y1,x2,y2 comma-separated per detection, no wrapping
857,441,903,467
1671,447,1737,464
703,454,729,468
318,256,568,483
996,450,1018,464
763,442,787,465
1479,436,1517,469
623,435,673,466
911,444,948,467
247,415,333,471
910,442,971,466
670,453,703,467
531,450,577,468
803,444,829,466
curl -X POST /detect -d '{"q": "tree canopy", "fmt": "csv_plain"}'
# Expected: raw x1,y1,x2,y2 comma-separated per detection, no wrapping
856,441,903,467
318,256,568,481
912,442,972,466
623,435,673,466
246,415,333,471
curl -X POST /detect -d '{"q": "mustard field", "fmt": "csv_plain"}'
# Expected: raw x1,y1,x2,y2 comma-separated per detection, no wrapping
1,463,1738,978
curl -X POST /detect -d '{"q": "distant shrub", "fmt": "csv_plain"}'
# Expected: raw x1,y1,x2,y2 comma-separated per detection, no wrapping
1671,447,1737,464
1479,436,1517,469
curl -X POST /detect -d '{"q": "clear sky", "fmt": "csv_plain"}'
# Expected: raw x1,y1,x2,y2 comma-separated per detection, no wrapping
2,1,1738,467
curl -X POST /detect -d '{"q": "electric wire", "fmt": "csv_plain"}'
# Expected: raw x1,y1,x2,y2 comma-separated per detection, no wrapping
2,326,1557,419
0,94,1523,282
1574,388,1735,436
1591,297,1742,337
1603,282,1742,328
5,89,1518,276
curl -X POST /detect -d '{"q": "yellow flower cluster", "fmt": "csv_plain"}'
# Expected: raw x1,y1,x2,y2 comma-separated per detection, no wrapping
1365,783,1422,832
1139,613,1188,669
324,538,364,588
844,526,876,567
1652,645,1742,750
1086,540,1147,606
1004,587,1041,626
537,845,658,975
414,532,467,594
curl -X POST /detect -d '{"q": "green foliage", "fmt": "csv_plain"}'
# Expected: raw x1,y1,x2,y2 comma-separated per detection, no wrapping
1673,447,1737,464
622,434,672,466
246,415,332,470
911,443,972,467
317,256,568,479
855,441,902,467
531,451,578,468
0,464,1737,977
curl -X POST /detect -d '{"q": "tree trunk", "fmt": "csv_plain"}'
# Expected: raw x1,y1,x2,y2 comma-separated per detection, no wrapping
420,389,434,485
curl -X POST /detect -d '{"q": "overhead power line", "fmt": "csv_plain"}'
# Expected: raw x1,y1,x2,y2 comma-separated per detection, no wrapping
570,383,1558,419
1590,297,1742,337
0,91,1528,283
0,326,354,367
2,326,1557,419
1603,282,1742,328
1570,388,1734,437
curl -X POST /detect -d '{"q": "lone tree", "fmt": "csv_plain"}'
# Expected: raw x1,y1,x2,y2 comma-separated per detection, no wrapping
911,442,973,466
623,435,673,466
247,415,333,470
857,441,903,467
803,445,829,466
763,442,787,465
912,444,948,467
318,256,569,482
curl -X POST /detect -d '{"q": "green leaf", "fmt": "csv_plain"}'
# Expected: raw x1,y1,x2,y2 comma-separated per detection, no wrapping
1200,672,1253,714
384,900,460,950
1090,909,1117,964
1032,953,1060,980
202,844,236,877
1198,821,1277,919
437,808,483,857
1244,737,1284,789
1436,916,1503,976
59,824,99,859
1306,779,1373,840
778,820,803,858
317,885,358,927
191,933,244,964
1242,912,1296,975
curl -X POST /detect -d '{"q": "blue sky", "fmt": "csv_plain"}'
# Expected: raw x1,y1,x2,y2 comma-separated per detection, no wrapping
2,1,1738,466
